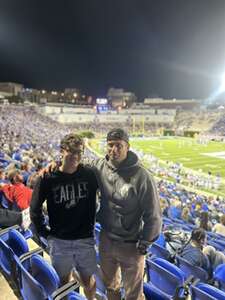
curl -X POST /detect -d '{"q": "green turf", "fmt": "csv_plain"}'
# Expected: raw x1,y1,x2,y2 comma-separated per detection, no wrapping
90,136,225,197
130,137,225,177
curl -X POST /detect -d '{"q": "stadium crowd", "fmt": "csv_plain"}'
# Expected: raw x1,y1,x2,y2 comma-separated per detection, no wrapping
0,104,225,299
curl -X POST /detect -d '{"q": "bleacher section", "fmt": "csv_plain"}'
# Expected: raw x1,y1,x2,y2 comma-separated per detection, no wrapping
0,104,224,299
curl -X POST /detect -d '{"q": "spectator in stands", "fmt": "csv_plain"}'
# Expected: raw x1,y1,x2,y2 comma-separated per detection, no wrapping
94,128,162,300
0,169,32,210
180,228,211,274
203,245,225,270
0,168,7,183
20,161,32,185
181,207,194,224
30,133,98,300
212,214,225,236
167,199,182,219
196,211,212,231
180,228,225,276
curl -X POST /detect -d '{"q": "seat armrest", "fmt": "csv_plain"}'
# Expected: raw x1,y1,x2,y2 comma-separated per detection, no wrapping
0,225,20,235
20,247,44,263
52,280,80,300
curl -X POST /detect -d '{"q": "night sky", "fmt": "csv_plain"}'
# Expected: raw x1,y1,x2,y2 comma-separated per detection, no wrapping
0,0,225,100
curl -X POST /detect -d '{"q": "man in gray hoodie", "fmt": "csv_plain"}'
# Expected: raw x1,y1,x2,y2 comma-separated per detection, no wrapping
94,128,162,300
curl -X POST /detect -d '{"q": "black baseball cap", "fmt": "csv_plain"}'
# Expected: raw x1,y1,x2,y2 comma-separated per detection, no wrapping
107,128,129,143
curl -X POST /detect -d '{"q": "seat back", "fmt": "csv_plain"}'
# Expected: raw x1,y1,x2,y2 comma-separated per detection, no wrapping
154,233,166,247
149,243,171,261
8,229,29,257
0,229,29,278
0,238,14,276
176,255,209,282
30,254,60,296
207,240,225,252
214,263,225,291
15,255,48,300
146,258,185,296
191,283,225,300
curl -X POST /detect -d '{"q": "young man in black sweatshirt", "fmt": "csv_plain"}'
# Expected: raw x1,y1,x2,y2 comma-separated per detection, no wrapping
30,133,98,300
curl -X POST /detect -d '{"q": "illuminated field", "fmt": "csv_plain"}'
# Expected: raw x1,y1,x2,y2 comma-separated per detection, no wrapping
90,136,225,196
130,137,225,178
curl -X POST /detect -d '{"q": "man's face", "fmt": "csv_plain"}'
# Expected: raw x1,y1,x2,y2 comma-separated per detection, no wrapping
61,145,84,169
107,139,129,165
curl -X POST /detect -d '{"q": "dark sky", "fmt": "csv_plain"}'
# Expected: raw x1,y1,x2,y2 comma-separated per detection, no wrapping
0,0,225,100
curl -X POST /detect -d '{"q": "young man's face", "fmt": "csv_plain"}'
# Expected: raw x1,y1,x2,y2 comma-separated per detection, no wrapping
107,139,129,165
61,145,84,169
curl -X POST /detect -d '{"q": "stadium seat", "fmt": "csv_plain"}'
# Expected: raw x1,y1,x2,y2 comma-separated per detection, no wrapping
191,283,225,300
149,243,172,261
176,255,209,282
0,228,42,280
154,233,166,247
207,240,225,252
16,253,107,300
213,263,225,291
145,257,186,299
16,253,80,300
0,225,32,242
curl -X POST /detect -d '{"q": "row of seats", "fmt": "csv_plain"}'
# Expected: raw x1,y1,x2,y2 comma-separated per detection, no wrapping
0,226,106,299
1,219,224,299
144,257,225,299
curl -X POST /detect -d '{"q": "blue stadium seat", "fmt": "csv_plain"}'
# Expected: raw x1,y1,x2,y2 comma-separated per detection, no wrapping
16,253,106,300
213,263,225,291
16,253,80,300
154,233,166,247
145,257,186,299
149,243,171,261
191,283,225,300
0,228,29,276
0,228,42,280
207,240,225,252
176,255,209,282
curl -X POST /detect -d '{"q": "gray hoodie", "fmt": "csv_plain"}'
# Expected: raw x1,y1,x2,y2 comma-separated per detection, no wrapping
93,151,162,243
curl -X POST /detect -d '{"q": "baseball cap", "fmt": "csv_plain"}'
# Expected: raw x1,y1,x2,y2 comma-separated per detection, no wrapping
107,128,129,143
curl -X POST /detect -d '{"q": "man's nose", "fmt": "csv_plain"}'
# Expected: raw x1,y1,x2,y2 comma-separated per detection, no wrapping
111,145,118,151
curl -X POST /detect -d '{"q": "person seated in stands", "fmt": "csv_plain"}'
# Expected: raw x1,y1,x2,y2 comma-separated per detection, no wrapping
212,214,225,236
181,207,195,224
180,228,225,276
20,161,32,185
0,169,6,183
167,199,182,219
0,168,32,210
196,211,212,231
180,228,211,274
203,245,225,270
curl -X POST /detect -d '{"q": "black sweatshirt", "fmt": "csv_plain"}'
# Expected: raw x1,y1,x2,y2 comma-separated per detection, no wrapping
30,165,98,240
0,209,22,228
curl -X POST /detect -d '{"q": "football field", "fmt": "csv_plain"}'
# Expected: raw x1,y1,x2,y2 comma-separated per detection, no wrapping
90,136,225,197
130,137,225,178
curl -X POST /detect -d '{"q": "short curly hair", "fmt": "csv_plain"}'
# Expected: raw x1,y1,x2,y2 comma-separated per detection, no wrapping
60,133,84,150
